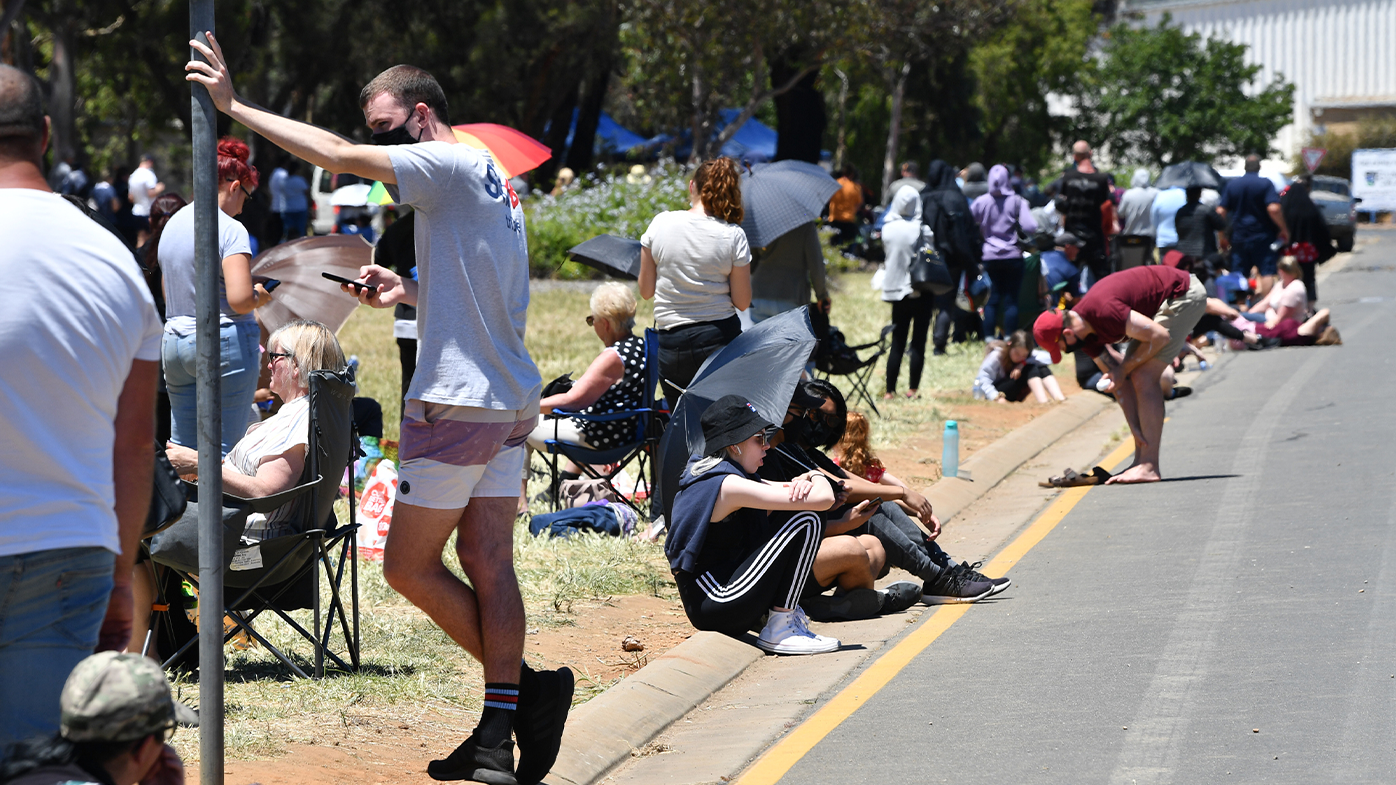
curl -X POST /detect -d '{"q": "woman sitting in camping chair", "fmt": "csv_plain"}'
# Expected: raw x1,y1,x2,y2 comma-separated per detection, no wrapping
524,283,648,495
129,319,346,655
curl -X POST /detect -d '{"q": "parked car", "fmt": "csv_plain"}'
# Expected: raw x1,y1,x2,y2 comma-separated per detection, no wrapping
1308,175,1360,253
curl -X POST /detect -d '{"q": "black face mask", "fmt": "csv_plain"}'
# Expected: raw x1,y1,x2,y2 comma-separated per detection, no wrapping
371,120,422,147
805,419,838,449
781,416,805,446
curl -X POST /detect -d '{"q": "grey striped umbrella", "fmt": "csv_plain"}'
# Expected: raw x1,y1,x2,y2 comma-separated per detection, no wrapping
739,160,840,249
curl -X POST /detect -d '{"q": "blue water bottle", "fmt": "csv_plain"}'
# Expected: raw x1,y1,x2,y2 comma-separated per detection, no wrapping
942,420,959,479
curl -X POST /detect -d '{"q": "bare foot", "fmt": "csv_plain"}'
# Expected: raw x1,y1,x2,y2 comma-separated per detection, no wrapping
905,389,920,399
883,392,897,401
1106,464,1162,484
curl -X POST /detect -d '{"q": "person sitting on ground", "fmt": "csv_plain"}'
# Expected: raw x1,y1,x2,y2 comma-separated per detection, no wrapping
666,395,844,655
0,652,192,785
524,283,647,499
764,380,1004,611
975,330,1066,404
130,320,346,654
1034,264,1208,484
1246,255,1339,347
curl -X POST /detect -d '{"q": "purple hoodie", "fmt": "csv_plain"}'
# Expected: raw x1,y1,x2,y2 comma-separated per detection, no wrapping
970,164,1038,261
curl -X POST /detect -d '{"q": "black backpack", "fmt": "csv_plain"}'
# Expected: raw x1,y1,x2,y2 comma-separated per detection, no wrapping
922,190,982,272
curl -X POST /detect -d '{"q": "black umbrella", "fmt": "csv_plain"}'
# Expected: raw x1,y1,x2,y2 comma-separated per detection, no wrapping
656,306,818,519
1154,161,1226,190
567,234,642,280
739,160,840,249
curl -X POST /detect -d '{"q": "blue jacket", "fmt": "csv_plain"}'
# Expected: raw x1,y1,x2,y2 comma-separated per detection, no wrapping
666,456,764,574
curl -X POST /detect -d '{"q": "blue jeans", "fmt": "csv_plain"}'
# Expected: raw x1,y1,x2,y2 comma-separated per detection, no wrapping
982,258,1024,339
1232,237,1280,277
163,319,261,455
0,547,114,749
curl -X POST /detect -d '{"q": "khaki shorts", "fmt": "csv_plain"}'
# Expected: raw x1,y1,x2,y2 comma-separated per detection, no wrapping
1128,274,1207,365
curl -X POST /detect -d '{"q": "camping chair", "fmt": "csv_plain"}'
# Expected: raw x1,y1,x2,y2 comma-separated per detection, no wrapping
146,368,361,679
815,322,895,418
541,328,666,517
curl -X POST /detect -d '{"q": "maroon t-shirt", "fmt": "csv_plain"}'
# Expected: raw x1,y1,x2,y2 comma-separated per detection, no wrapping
1072,266,1191,357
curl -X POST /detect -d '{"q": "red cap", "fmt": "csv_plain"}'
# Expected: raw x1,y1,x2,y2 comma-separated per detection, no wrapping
1033,310,1064,364
1161,249,1188,268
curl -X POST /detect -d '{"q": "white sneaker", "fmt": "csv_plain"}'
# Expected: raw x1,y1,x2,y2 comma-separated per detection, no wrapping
757,609,840,655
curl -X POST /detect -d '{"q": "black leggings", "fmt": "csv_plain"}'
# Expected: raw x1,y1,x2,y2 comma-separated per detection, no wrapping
887,295,934,393
996,362,1053,402
1192,313,1247,342
675,511,822,638
657,315,742,409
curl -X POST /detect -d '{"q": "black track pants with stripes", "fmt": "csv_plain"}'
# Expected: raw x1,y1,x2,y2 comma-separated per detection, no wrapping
674,511,823,639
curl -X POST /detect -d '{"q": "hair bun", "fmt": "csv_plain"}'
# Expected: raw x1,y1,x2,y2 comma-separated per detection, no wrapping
217,136,250,162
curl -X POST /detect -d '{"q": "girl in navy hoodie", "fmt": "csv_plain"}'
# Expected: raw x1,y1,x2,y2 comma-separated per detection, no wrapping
666,395,867,655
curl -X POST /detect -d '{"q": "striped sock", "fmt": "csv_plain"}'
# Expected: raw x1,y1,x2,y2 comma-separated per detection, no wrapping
477,683,520,748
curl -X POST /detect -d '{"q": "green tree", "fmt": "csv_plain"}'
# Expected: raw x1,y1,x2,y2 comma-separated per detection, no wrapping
1070,15,1294,168
1298,116,1396,181
969,0,1098,176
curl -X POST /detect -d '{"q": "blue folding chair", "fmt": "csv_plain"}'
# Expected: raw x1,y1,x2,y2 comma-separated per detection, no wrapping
541,328,666,516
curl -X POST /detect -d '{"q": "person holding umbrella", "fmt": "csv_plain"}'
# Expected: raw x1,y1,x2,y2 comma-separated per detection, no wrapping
666,395,846,655
186,42,569,785
639,157,752,408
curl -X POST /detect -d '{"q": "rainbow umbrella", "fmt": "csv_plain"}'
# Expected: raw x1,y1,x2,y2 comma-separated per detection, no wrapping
366,181,395,205
451,123,551,180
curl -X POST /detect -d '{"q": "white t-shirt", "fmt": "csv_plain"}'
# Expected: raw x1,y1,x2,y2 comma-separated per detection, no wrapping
388,142,541,410
268,167,288,213
1267,278,1307,316
226,396,309,536
0,190,163,558
128,166,159,216
641,210,751,329
158,202,255,336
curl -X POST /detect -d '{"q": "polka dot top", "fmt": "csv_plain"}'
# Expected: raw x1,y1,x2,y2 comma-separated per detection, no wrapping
577,334,648,450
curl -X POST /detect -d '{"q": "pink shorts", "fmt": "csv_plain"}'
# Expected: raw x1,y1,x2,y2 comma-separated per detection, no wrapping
397,400,537,510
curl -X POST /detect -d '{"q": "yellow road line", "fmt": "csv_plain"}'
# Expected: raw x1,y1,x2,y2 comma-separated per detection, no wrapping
734,438,1138,785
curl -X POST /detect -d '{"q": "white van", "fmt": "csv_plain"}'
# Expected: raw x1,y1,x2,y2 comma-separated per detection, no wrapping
309,166,375,235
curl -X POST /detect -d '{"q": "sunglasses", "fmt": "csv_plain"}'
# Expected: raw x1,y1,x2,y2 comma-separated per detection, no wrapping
267,351,293,363
756,425,779,447
585,315,596,327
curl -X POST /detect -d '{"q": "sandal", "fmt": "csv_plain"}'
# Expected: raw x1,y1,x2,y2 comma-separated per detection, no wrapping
1039,465,1112,488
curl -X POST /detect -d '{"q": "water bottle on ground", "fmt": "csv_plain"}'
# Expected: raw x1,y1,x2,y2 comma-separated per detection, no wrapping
942,420,959,479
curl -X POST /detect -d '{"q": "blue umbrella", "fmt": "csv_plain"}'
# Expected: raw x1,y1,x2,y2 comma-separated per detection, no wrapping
656,306,818,519
739,160,840,249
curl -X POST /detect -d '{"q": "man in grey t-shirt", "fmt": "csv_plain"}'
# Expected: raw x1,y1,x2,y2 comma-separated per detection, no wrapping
186,38,567,785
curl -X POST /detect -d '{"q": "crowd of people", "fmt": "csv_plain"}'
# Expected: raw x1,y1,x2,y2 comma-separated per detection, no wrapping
0,22,1355,781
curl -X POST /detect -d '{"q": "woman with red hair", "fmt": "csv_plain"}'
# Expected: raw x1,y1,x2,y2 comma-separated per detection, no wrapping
157,136,273,455
639,157,752,408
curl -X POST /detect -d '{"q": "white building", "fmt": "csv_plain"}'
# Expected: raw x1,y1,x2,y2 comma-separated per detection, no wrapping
1122,0,1396,159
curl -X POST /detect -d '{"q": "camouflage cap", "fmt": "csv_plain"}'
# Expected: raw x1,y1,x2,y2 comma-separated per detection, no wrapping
59,652,199,743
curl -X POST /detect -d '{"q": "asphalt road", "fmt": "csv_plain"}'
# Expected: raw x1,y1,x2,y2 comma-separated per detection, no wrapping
778,234,1396,784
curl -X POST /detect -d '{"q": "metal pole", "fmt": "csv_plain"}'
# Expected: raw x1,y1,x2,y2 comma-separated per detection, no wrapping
188,3,224,784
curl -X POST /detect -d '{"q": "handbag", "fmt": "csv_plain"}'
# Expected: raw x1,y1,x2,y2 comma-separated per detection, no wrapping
143,440,188,539
955,268,992,312
909,242,955,295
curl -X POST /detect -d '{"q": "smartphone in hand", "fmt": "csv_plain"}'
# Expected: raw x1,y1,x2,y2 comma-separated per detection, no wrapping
261,278,282,293
322,271,374,293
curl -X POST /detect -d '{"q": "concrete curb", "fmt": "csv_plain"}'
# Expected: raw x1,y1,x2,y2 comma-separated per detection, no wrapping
547,632,763,785
545,390,1124,785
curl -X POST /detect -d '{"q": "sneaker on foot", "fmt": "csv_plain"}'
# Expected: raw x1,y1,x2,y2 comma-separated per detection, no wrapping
959,561,1010,596
800,588,882,622
428,733,519,785
922,568,994,605
878,581,922,614
757,609,840,655
514,667,575,785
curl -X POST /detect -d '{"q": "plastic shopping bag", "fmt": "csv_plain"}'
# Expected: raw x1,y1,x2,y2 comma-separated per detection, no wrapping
356,460,398,561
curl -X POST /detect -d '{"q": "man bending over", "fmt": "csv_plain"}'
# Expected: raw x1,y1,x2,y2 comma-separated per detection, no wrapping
187,37,570,785
1034,265,1206,483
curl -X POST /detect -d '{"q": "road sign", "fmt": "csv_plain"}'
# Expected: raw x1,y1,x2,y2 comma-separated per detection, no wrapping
1302,147,1327,173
